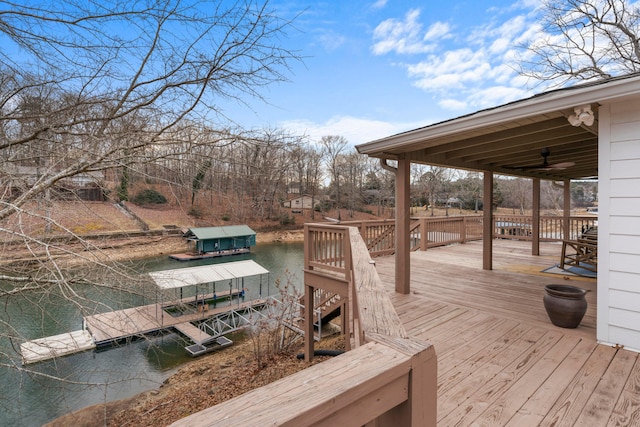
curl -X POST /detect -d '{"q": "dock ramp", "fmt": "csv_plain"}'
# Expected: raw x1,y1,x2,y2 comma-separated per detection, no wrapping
173,321,213,344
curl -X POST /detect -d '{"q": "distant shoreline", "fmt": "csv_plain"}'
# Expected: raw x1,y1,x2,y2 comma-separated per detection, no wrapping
0,228,305,268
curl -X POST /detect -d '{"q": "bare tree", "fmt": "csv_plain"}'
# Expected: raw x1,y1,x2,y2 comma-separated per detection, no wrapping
520,0,640,85
456,171,483,213
339,152,368,218
1,0,298,264
288,143,323,219
542,180,566,211
500,178,533,215
320,135,349,218
0,0,300,409
418,167,454,216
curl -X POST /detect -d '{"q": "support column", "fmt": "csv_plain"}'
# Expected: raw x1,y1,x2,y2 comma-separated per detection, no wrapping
563,179,571,240
483,171,493,270
396,158,411,294
303,283,314,362
532,178,540,256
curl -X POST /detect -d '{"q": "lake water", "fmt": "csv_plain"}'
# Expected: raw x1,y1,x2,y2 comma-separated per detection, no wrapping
0,241,304,427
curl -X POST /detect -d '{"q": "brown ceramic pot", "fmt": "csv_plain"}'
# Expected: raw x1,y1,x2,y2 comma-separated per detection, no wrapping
543,284,587,328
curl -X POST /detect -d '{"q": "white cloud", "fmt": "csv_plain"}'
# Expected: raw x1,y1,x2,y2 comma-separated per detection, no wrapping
407,49,493,91
439,98,468,111
371,0,387,10
373,4,543,113
423,22,452,42
372,9,439,55
318,31,347,52
467,85,530,108
279,115,418,145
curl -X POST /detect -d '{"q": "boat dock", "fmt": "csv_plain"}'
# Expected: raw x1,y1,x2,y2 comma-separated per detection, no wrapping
169,248,250,261
21,260,272,364
20,298,266,364
86,296,261,345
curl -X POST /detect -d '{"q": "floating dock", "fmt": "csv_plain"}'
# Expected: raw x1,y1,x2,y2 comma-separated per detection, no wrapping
186,336,233,357
168,248,249,261
21,260,271,364
20,330,96,364
20,298,265,364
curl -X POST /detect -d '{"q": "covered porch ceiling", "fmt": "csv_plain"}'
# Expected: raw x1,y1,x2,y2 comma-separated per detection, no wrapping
360,110,598,181
356,73,640,181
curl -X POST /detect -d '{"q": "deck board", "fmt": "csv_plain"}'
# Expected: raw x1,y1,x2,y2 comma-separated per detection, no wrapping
20,330,95,364
539,344,617,426
608,356,640,426
577,348,638,425
372,239,637,426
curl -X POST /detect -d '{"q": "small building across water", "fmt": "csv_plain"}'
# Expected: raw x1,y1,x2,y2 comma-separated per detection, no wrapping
183,225,256,255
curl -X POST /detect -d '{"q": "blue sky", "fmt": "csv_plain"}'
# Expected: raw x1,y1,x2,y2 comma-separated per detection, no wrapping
223,0,544,145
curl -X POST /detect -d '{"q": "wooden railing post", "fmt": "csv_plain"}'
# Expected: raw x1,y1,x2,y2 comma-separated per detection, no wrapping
460,217,466,244
303,283,314,363
532,178,540,255
367,333,437,427
420,217,428,251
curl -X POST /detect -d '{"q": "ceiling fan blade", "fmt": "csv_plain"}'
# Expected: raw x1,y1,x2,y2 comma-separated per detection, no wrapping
503,161,575,171
503,164,550,170
502,147,576,171
548,161,575,169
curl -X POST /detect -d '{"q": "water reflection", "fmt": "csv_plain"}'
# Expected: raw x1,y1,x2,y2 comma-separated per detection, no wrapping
0,241,303,426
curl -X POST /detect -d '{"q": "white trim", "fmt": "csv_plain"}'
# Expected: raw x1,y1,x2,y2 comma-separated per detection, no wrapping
597,103,611,346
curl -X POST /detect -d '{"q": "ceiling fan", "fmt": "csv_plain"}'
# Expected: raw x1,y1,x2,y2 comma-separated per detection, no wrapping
504,147,575,171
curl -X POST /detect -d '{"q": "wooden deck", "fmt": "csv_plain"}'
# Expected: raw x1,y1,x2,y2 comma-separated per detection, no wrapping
373,239,640,426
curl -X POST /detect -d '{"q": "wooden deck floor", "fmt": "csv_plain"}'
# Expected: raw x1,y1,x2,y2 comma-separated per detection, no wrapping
374,239,640,426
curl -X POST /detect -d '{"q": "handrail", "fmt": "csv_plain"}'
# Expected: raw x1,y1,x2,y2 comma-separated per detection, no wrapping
171,223,437,427
332,215,597,252
493,215,597,241
302,224,436,425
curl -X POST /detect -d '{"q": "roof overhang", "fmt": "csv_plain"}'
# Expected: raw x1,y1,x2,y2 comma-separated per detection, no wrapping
356,73,640,180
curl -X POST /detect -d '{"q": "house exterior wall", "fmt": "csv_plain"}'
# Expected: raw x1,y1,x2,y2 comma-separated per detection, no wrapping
285,196,315,210
598,100,640,352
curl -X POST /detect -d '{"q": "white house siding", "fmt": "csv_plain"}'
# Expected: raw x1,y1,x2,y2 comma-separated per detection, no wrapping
598,100,640,352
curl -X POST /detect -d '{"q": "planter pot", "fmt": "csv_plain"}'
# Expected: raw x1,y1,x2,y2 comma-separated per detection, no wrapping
543,284,587,328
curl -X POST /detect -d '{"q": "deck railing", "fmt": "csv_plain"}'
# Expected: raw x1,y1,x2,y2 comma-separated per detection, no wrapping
417,215,484,249
330,219,397,256
335,215,596,252
493,215,597,241
303,223,437,425
171,224,437,426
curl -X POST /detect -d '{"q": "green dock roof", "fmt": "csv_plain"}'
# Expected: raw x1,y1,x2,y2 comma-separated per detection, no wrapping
185,225,256,240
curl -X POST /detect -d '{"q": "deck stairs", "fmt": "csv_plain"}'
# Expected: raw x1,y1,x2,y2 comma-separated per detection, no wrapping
295,288,343,340
313,288,344,323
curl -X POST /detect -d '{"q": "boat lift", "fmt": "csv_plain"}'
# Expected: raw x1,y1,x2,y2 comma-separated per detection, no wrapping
185,295,323,357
